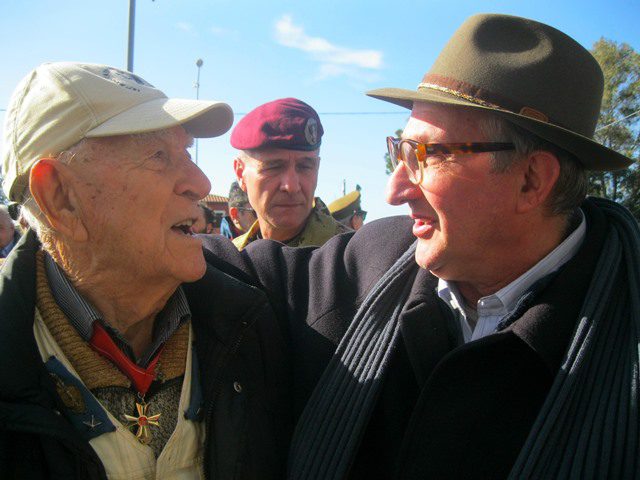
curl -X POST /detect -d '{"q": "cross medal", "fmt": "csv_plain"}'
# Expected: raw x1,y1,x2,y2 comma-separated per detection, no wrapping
124,400,161,444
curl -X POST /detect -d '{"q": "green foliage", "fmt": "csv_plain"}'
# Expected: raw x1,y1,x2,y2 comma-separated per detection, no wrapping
384,129,403,175
590,38,640,219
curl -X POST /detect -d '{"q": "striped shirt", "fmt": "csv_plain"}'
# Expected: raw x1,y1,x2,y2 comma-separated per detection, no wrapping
44,252,191,366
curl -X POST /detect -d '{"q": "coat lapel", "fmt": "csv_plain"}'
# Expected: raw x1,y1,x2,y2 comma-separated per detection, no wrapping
399,268,460,387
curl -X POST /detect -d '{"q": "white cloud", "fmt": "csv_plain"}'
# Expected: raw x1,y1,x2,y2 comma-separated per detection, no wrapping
274,14,383,81
177,22,194,33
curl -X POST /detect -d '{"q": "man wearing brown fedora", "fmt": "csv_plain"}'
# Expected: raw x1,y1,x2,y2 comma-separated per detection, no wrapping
204,13,640,480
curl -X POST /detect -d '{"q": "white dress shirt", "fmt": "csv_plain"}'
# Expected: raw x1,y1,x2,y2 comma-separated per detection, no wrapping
438,210,586,343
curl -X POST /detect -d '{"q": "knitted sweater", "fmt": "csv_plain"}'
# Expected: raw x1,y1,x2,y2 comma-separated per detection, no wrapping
34,250,189,458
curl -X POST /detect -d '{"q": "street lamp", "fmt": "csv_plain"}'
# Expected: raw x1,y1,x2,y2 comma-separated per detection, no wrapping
127,0,136,71
195,59,203,164
195,58,203,99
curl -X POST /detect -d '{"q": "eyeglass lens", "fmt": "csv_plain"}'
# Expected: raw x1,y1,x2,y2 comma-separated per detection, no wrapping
388,137,421,182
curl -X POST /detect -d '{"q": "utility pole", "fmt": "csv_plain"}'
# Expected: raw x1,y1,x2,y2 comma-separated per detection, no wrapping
195,59,203,164
126,0,136,71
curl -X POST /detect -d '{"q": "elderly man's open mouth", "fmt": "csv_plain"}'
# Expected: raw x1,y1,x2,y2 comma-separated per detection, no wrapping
171,218,196,235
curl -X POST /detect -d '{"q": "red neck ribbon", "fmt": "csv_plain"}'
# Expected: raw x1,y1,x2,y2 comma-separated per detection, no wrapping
89,322,163,396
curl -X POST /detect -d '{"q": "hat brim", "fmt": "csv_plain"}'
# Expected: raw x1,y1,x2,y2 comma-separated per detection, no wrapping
86,98,234,139
366,87,632,171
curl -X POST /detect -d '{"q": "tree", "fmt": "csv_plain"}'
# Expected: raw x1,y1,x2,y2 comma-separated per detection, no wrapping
589,38,640,219
384,129,403,175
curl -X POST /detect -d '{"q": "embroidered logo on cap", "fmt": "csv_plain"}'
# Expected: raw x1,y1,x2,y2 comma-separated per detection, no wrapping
304,117,319,146
99,67,155,92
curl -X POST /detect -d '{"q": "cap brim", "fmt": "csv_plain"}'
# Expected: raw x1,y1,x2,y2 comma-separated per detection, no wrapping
86,98,234,138
366,87,633,171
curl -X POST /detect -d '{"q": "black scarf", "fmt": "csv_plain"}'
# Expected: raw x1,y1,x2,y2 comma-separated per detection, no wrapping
288,243,418,480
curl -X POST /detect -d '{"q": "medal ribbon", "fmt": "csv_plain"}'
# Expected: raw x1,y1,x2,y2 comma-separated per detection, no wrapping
89,322,163,395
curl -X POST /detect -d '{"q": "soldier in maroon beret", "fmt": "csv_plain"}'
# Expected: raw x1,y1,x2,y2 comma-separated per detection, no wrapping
231,97,350,250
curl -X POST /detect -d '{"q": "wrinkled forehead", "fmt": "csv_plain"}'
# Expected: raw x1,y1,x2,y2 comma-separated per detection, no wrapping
78,125,194,159
99,125,192,149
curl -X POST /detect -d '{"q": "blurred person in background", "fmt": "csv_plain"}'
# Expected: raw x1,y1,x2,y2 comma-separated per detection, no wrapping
328,187,367,231
192,202,215,234
219,181,257,239
0,205,20,259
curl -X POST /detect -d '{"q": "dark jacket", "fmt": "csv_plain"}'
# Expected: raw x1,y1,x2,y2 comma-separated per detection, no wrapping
202,199,608,479
0,231,292,480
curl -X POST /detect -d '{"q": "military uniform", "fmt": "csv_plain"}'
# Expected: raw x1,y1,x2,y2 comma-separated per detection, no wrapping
328,189,367,229
233,198,350,250
231,98,349,251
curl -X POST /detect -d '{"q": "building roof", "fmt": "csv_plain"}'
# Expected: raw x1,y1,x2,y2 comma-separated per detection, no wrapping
203,194,228,203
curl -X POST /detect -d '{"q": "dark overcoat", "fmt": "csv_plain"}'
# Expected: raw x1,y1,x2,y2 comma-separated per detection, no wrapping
0,231,292,480
202,199,608,479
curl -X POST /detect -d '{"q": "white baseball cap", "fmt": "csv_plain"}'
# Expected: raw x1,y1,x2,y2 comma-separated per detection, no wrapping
2,62,234,202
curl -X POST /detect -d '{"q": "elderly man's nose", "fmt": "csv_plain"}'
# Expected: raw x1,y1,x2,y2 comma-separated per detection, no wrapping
176,160,211,200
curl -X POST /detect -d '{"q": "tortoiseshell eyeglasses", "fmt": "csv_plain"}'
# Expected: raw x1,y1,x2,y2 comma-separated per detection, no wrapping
386,136,515,184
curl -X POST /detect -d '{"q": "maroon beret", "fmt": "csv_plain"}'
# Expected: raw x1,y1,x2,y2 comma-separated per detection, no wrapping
231,97,323,151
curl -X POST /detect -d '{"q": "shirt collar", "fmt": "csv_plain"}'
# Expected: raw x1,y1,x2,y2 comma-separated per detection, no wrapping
438,209,586,330
491,209,586,314
44,252,191,366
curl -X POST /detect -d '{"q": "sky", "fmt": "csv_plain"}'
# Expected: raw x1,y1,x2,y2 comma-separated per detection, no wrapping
2,0,639,220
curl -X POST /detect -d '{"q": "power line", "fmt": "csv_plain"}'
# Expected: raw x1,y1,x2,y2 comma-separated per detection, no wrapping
0,109,406,116
596,109,640,132
234,111,407,117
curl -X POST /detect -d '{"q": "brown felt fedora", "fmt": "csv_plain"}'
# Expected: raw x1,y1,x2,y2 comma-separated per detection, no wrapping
367,13,632,171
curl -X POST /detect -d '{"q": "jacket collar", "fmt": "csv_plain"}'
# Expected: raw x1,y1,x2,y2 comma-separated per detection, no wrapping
400,267,460,387
505,199,608,373
0,230,52,405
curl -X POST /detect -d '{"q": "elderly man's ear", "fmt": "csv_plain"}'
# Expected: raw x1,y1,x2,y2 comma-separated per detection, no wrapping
29,158,89,242
515,150,561,214
233,157,246,191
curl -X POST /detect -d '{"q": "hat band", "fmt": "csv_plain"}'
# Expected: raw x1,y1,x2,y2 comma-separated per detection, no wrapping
418,74,550,124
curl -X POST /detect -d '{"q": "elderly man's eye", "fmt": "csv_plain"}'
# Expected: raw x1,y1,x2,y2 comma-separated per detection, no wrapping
140,150,171,171
149,150,172,165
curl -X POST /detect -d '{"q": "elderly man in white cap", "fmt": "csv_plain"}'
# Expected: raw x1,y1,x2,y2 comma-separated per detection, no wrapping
0,63,290,479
